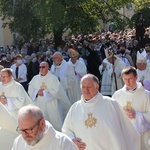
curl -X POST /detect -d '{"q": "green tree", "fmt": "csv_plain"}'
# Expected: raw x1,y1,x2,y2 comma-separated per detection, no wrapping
133,0,150,11
131,7,150,28
131,0,150,28
0,0,131,48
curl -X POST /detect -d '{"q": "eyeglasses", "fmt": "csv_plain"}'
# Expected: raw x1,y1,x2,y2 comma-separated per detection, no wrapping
39,66,46,69
16,118,43,134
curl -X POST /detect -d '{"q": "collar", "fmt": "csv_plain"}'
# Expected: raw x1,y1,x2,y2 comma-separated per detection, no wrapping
84,92,99,103
126,85,137,92
2,79,13,86
53,61,63,68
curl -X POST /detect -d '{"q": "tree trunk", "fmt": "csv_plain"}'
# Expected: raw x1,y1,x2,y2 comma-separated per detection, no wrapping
53,29,63,50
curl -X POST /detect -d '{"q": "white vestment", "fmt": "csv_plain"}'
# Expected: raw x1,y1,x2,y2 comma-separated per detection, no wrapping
0,103,19,150
112,82,150,150
0,79,32,119
50,59,76,104
28,71,71,131
137,66,150,91
68,60,87,104
99,58,112,96
12,121,78,150
111,58,125,95
62,93,140,150
147,59,150,67
0,79,32,150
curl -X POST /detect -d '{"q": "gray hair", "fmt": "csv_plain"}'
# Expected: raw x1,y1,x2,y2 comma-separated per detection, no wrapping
80,73,99,88
18,105,44,122
1,68,13,76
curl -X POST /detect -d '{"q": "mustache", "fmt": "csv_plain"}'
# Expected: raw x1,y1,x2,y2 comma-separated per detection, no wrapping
25,136,33,139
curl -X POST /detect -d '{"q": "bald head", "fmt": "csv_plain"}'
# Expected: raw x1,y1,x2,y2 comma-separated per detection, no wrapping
39,61,49,76
53,52,62,58
40,61,49,67
80,74,99,100
81,74,99,86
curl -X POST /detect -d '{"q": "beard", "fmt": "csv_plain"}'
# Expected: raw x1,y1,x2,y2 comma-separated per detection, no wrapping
54,61,61,66
24,129,44,146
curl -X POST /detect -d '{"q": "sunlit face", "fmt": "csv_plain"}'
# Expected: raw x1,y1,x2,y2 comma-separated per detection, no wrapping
1,71,12,84
39,62,49,76
18,116,44,146
52,54,62,65
70,56,78,64
122,73,137,90
136,62,147,70
81,77,99,100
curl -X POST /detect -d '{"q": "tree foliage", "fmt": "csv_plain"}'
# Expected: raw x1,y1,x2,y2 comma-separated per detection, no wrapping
131,7,150,28
130,0,150,28
0,0,131,46
133,0,150,11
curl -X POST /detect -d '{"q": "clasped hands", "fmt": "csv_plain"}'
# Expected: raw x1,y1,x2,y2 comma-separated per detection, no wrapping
124,109,136,119
73,138,86,150
37,89,44,96
0,95,7,104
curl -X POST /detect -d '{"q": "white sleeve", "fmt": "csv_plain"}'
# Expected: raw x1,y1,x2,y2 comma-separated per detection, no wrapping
7,98,17,111
134,111,150,134
31,89,39,101
43,89,55,102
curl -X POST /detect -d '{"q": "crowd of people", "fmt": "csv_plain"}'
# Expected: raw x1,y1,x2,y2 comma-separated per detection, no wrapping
0,26,150,150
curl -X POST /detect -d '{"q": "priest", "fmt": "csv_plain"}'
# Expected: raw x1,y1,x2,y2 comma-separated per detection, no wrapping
62,74,140,150
68,48,87,103
50,52,77,104
28,62,71,131
0,68,32,119
136,50,150,91
112,66,150,149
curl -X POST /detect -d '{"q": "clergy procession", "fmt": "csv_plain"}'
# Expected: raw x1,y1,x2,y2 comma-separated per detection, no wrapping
0,28,150,150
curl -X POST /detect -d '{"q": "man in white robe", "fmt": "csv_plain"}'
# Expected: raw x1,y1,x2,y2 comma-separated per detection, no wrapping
0,68,32,119
99,58,112,96
136,51,150,91
112,66,150,150
12,105,78,150
50,52,76,104
62,74,140,150
0,103,19,150
0,68,32,150
105,48,126,95
68,48,87,103
28,62,70,131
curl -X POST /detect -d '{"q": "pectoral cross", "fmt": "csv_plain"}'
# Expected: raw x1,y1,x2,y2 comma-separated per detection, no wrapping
85,113,97,128
0,92,5,98
40,82,47,90
123,101,133,110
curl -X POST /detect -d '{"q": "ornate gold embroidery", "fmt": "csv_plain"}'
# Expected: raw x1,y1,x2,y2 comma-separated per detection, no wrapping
40,82,47,90
123,101,133,110
0,92,5,98
85,113,97,128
